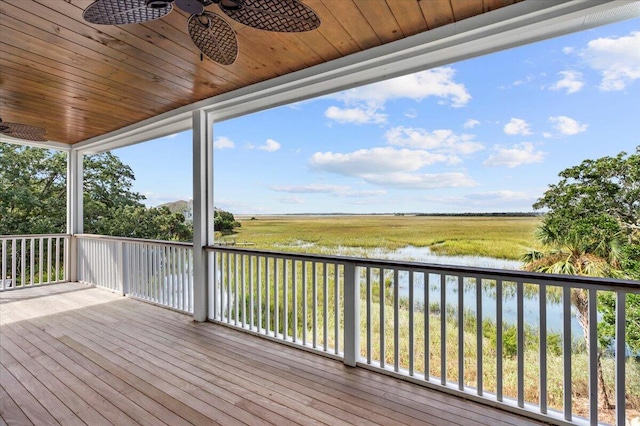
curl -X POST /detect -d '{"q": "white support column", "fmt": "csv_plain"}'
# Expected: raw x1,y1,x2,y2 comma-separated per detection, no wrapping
66,149,83,282
192,109,213,322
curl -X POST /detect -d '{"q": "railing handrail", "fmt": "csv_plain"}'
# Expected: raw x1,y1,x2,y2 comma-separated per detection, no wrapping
0,233,70,240
76,233,193,249
207,245,640,291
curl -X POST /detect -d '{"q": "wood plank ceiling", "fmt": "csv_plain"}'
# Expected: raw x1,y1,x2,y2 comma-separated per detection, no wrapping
0,0,522,145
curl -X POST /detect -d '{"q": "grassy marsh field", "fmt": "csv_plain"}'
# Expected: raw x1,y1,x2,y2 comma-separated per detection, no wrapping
225,214,543,260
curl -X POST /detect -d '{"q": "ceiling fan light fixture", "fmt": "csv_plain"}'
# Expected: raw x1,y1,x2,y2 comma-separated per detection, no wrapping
214,0,244,11
145,0,173,9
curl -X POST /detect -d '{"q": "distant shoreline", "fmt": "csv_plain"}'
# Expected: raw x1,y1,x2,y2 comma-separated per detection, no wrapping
236,212,541,218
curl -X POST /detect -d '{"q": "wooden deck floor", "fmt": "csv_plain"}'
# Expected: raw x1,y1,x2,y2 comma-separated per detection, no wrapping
1,283,547,426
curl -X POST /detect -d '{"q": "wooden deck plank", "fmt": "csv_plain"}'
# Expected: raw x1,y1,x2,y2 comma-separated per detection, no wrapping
6,321,186,426
106,300,519,426
0,335,110,426
0,283,547,426
65,313,382,425
95,301,448,425
0,385,33,426
59,309,352,426
0,324,140,426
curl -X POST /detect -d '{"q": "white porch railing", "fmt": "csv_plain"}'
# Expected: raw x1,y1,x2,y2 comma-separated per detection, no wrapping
0,234,70,290
77,234,194,314
208,245,640,426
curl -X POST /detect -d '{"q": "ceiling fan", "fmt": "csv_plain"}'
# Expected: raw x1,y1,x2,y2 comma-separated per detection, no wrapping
82,0,321,65
0,118,48,142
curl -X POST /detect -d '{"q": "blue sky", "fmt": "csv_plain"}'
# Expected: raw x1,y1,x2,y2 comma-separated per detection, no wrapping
115,18,640,215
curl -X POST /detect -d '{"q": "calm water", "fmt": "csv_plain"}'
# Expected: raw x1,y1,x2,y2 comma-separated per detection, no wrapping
332,244,585,338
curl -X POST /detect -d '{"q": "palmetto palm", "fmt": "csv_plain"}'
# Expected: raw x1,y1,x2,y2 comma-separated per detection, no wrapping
522,223,626,408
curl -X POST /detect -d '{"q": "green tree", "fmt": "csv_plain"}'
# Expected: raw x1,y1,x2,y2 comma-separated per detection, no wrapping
524,147,640,408
0,145,192,241
214,208,241,234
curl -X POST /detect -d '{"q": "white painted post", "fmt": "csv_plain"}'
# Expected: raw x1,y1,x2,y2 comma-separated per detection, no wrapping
66,149,83,283
121,242,129,296
343,261,360,367
192,109,213,322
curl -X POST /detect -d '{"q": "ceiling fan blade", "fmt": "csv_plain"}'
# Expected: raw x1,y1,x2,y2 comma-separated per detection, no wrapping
218,0,320,33
0,123,48,142
83,0,173,25
188,12,238,65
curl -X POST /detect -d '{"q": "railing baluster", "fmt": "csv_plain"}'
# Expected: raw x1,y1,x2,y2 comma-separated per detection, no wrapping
257,256,263,333
30,238,34,286
334,263,339,355
2,239,6,290
458,275,464,391
39,237,43,285
235,253,240,326
265,257,271,334
323,262,328,352
563,285,572,421
21,238,26,287
476,276,483,396
11,239,16,287
302,261,307,345
250,255,255,331
283,258,288,340
588,288,598,425
441,273,446,386
496,279,503,402
394,268,399,372
313,261,318,348
292,259,297,343
517,280,524,408
539,283,547,414
47,237,52,285
425,272,430,381
380,268,385,369
409,270,414,376
55,237,61,282
275,258,279,337
615,290,626,426
366,266,372,364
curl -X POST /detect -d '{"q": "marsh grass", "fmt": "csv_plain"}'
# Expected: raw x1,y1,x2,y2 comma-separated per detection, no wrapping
227,215,542,260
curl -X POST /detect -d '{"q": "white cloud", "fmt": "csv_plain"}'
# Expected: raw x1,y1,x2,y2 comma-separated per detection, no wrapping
463,119,480,129
550,71,584,94
562,46,575,54
213,136,235,150
361,172,477,189
257,139,281,152
309,147,477,190
432,190,538,209
582,31,640,91
385,126,484,156
405,109,418,118
324,67,470,125
503,118,532,136
310,147,448,175
549,116,588,135
483,142,545,168
277,196,304,204
331,67,471,108
464,190,532,202
324,106,387,124
542,132,552,139
270,183,386,198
